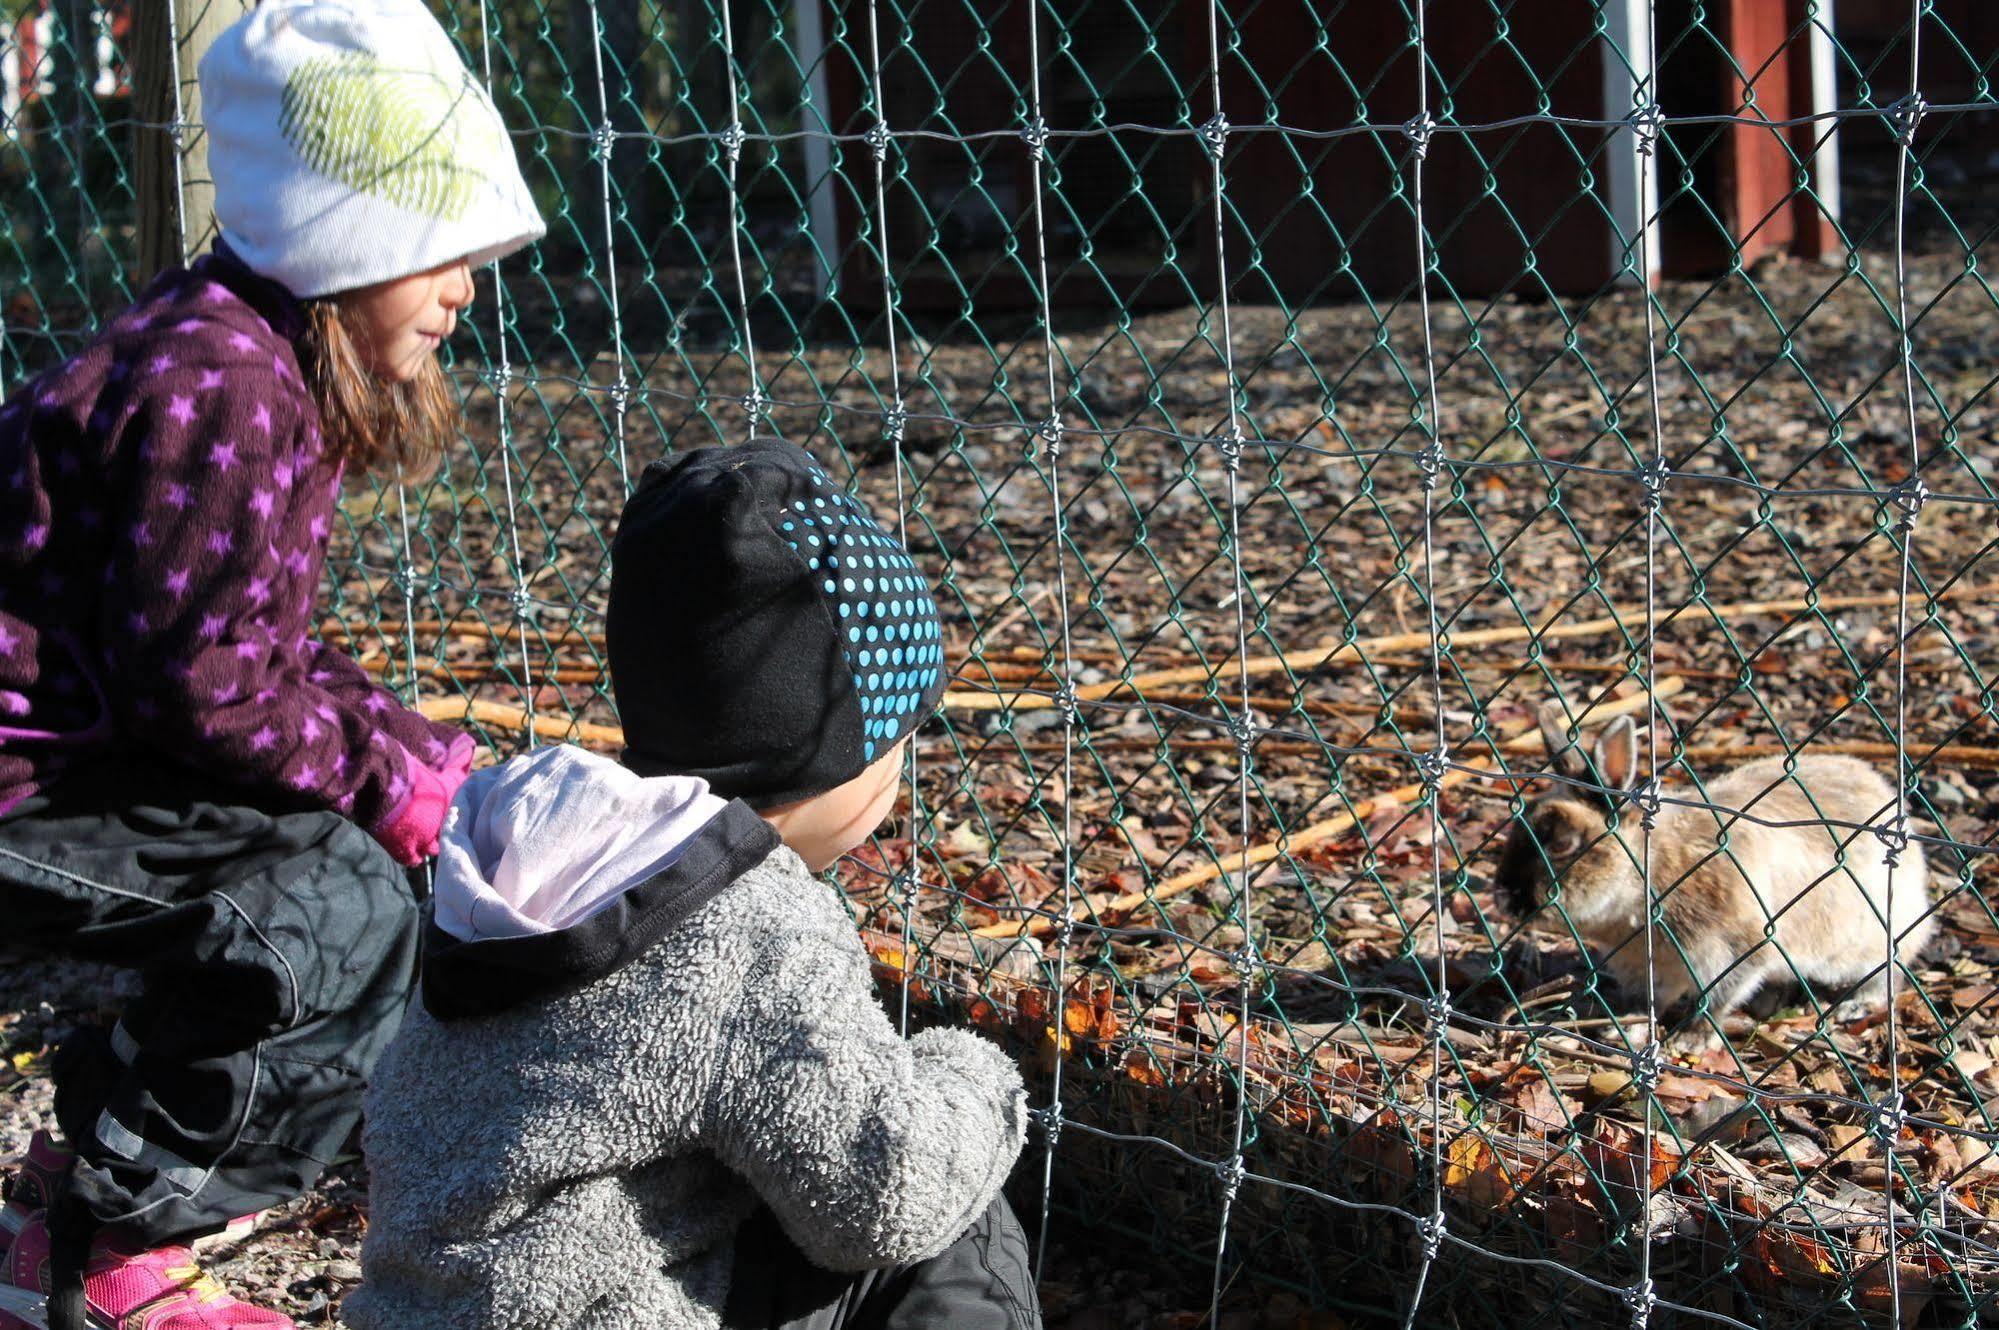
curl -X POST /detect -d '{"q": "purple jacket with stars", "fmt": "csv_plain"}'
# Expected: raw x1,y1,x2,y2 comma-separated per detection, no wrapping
0,247,465,836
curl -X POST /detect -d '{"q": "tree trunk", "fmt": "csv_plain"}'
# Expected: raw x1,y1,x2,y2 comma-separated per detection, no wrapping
135,0,253,282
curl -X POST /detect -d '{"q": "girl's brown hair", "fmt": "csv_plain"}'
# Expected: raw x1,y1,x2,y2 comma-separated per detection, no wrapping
296,299,459,481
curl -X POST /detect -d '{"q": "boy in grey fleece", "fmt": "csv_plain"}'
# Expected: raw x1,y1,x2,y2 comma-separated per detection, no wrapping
346,441,1038,1330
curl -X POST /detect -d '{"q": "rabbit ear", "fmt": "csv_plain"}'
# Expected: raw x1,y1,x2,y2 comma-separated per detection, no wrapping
1593,715,1641,791
1538,700,1587,778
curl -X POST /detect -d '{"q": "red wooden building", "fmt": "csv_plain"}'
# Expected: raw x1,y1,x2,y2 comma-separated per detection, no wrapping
800,0,1949,306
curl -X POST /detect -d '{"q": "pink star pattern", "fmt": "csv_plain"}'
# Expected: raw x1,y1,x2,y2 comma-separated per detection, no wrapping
0,263,435,833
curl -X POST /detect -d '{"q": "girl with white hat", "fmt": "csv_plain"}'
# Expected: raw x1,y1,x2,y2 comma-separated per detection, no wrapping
0,4,542,1326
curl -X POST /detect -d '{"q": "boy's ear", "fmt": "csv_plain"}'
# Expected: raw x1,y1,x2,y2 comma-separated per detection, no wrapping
1592,715,1640,792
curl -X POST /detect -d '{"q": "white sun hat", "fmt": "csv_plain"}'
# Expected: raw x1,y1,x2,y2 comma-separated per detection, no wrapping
199,0,546,299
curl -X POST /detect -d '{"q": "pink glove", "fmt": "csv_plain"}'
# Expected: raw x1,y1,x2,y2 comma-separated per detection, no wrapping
373,757,454,867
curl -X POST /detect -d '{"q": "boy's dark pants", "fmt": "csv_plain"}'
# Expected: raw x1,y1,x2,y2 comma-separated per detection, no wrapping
0,754,421,1249
726,1196,1041,1330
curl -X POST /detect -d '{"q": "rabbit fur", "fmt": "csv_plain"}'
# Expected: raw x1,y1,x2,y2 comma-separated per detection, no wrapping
1493,703,1935,1026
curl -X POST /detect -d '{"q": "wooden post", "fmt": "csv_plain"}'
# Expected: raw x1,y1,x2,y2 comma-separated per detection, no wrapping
134,0,252,281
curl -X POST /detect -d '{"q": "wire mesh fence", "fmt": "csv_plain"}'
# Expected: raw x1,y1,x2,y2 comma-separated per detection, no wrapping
5,0,1999,1324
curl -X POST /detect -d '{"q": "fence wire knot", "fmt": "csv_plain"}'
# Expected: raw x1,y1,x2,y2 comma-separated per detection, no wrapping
1873,817,1909,868
1634,775,1664,827
1054,909,1077,953
391,561,419,598
1623,1278,1656,1327
1403,112,1436,160
1888,475,1930,532
1417,745,1451,790
506,584,535,623
1224,709,1256,762
865,121,891,162
741,388,769,425
1874,1089,1907,1147
1631,1041,1663,1091
481,365,514,395
1423,992,1452,1039
1217,422,1245,473
883,399,907,445
607,380,630,417
1214,1153,1246,1203
1022,116,1050,161
589,122,616,163
1629,102,1664,157
720,122,746,166
1198,113,1230,160
1229,942,1263,986
1038,415,1064,462
1417,438,1445,492
1890,92,1929,145
1638,456,1671,513
1416,1212,1446,1261
1054,680,1080,730
1034,1100,1065,1149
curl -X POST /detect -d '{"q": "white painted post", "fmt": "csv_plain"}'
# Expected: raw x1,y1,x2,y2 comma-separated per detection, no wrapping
1603,0,1660,285
792,0,837,302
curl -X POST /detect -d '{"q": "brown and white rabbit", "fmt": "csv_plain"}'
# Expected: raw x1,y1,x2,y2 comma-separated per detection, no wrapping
1493,702,1935,1026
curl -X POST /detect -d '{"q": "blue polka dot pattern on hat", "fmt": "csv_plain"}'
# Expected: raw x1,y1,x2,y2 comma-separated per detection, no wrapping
789,461,946,763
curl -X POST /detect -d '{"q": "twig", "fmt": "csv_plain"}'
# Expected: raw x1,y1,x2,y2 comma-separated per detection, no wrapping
416,695,624,748
939,585,1993,712
969,680,1686,939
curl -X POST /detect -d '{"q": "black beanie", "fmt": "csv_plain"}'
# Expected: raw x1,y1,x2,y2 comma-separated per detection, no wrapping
606,439,947,808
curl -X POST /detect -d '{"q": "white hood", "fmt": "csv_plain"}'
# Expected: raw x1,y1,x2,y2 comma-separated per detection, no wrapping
432,744,730,942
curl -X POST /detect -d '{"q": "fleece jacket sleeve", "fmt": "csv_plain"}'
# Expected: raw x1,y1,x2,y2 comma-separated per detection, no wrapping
300,639,469,769
702,890,1028,1272
97,368,419,833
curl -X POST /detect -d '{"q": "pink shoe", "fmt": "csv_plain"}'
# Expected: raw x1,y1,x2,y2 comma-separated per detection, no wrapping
0,1134,73,1261
0,1216,294,1330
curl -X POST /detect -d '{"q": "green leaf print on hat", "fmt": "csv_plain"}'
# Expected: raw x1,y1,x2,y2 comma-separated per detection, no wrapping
279,50,504,222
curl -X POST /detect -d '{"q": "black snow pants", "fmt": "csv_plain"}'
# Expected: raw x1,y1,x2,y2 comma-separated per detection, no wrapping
0,753,421,1250
725,1194,1042,1330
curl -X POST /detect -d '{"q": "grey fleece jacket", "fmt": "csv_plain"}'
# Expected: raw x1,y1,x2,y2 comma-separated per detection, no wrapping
343,746,1028,1330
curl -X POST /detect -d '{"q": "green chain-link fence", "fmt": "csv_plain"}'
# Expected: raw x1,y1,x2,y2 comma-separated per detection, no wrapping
6,0,1999,1324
